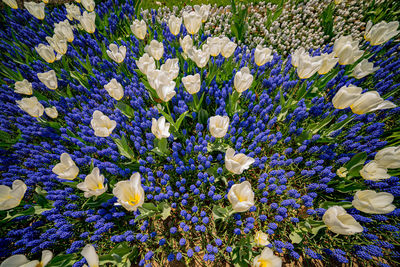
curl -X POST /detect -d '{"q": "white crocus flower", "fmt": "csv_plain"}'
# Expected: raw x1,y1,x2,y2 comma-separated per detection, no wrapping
182,73,201,94
254,231,270,247
350,91,396,114
364,20,400,46
113,173,145,212
106,44,126,63
333,36,364,65
228,181,255,212
2,0,18,9
234,67,253,93
136,53,155,75
77,167,107,198
332,85,362,109
187,46,210,68
145,40,164,61
221,40,237,58
54,19,74,42
65,3,81,21
194,4,211,22
182,11,202,35
160,58,179,80
25,2,45,20
352,59,379,79
14,79,33,95
206,37,222,57
254,45,273,66
375,146,400,169
45,106,58,119
130,19,147,40
318,53,338,75
225,148,255,175
179,35,193,55
0,180,27,211
360,160,391,181
81,0,95,12
78,11,96,33
35,44,56,63
90,110,116,137
252,247,282,267
352,190,396,214
323,206,363,235
16,97,44,117
296,54,322,79
81,245,99,267
151,116,170,140
209,115,229,138
46,34,68,55
37,70,58,90
52,153,79,180
104,78,124,100
168,15,182,36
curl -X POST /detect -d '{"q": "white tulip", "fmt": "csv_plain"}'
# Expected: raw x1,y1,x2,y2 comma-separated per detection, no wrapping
187,46,210,68
45,106,58,119
46,33,68,55
375,146,400,169
336,167,348,178
291,47,307,68
16,97,44,117
194,4,211,22
168,15,182,36
14,80,33,95
90,110,116,137
352,59,379,79
182,73,201,94
182,11,202,35
2,0,18,9
365,20,400,46
228,181,255,212
333,36,364,65
78,11,96,34
151,116,170,140
297,54,322,79
149,71,176,102
179,35,193,55
360,160,391,181
104,78,124,100
221,41,237,58
209,115,229,138
136,53,155,75
52,153,79,180
17,250,53,267
160,58,179,80
65,3,81,21
0,180,27,211
145,40,164,61
323,206,363,235
54,20,74,42
37,70,58,90
130,19,147,40
234,67,253,93
206,37,222,57
225,148,255,175
25,2,45,20
252,247,282,267
77,167,107,198
106,44,126,63
318,53,338,75
352,190,396,214
254,231,270,247
332,85,362,109
81,245,99,267
254,45,273,66
350,91,396,114
81,0,95,12
113,173,145,212
0,255,30,267
35,44,56,63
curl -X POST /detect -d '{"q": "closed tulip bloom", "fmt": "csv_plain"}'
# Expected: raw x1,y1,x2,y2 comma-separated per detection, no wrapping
352,59,379,79
90,110,116,137
182,73,201,94
113,173,145,212
160,58,179,80
16,97,44,117
364,20,400,46
2,0,18,9
65,3,81,20
78,11,96,33
323,206,363,235
228,181,255,212
360,160,391,181
145,40,164,60
52,153,79,180
81,0,95,12
254,231,270,247
225,148,255,175
179,35,193,54
131,19,147,40
54,20,74,42
333,36,364,65
77,167,107,198
252,247,282,267
45,106,58,119
187,46,210,68
136,53,155,75
234,67,253,93
221,41,237,58
209,115,229,138
151,116,170,139
375,146,400,169
350,91,396,114
46,34,68,55
332,85,362,109
106,43,126,63
168,15,182,36
194,4,211,22
25,2,45,20
0,180,27,211
297,54,322,79
81,245,99,267
154,74,176,102
352,190,395,214
318,53,338,74
37,70,58,90
14,79,33,95
206,37,222,57
104,78,124,100
291,47,307,68
254,45,273,66
183,11,202,35
35,44,56,63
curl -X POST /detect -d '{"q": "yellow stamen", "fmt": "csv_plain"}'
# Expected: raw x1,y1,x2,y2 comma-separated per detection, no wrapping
128,193,141,206
258,259,271,267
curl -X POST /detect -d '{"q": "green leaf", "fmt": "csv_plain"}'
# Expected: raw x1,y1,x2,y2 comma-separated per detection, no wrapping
212,205,234,221
335,181,367,193
116,102,135,119
320,201,352,209
83,193,114,208
113,135,135,161
0,130,21,149
345,152,367,177
174,111,188,131
47,254,77,267
198,109,209,124
158,203,171,220
289,231,303,244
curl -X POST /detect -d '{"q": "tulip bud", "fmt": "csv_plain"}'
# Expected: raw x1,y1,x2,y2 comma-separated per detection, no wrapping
168,15,182,36
81,245,99,267
104,78,124,100
254,45,273,66
77,167,107,198
136,53,156,75
360,160,391,181
350,91,396,114
145,40,164,60
323,206,363,235
90,110,117,137
78,11,96,33
221,41,237,58
182,73,201,94
45,106,58,119
35,44,56,63
52,153,79,180
0,180,27,211
352,190,395,214
65,3,81,21
209,115,229,138
225,148,255,175
2,0,18,9
364,20,400,46
37,70,58,90
14,79,33,95
151,116,171,140
113,173,145,211
81,0,95,12
131,19,147,40
375,146,400,169
228,181,255,212
234,67,253,93
54,19,74,42
16,96,44,117
333,36,363,65
46,34,68,55
106,43,126,63
352,59,379,79
252,247,282,267
25,2,45,20
182,11,202,35
317,53,338,75
332,85,362,109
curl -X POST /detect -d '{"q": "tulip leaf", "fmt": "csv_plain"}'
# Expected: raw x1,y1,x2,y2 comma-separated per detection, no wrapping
46,254,77,267
344,152,368,177
289,231,303,244
116,102,135,119
83,193,114,208
175,111,189,132
0,130,21,149
198,109,209,124
320,201,352,209
212,205,234,221
335,182,367,193
113,135,136,161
